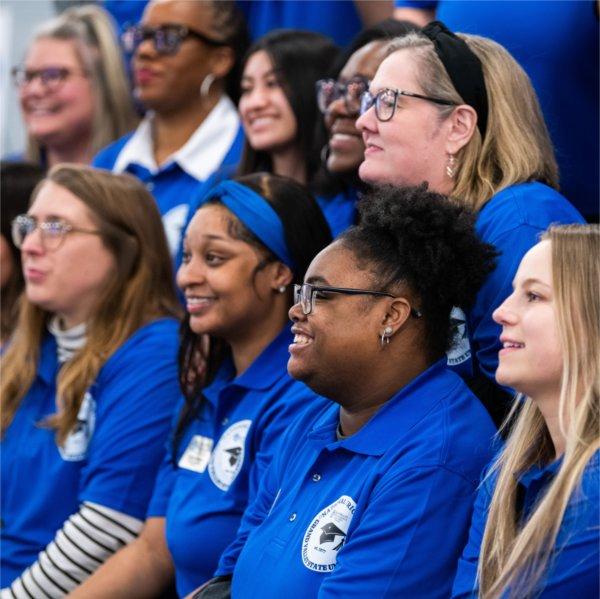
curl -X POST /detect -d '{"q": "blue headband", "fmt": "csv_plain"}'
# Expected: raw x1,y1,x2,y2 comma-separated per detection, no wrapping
205,180,295,270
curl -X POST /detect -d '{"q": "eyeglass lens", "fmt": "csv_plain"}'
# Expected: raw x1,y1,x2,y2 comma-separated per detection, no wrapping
318,78,369,114
12,216,68,250
12,67,70,89
123,25,182,55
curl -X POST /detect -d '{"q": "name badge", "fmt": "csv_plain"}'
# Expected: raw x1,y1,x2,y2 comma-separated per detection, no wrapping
178,435,214,473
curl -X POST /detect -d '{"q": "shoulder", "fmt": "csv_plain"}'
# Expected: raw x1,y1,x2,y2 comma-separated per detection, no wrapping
92,132,136,169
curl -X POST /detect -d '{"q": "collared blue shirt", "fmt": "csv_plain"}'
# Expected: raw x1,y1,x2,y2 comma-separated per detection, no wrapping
147,325,323,597
0,318,180,588
452,450,600,597
316,187,358,238
220,361,496,598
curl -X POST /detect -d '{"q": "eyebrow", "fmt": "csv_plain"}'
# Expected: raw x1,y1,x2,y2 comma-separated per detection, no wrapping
241,68,277,81
305,275,330,285
512,277,552,290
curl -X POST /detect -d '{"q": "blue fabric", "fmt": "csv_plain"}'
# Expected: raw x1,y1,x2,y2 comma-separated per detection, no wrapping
237,0,362,46
147,325,323,597
448,182,584,387
452,451,600,597
0,319,180,587
316,187,358,238
92,126,245,258
394,0,599,219
219,361,496,598
207,180,296,269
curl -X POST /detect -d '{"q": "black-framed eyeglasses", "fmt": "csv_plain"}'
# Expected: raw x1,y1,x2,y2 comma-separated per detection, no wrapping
316,76,370,115
11,214,101,252
360,88,456,122
121,23,227,55
11,66,86,90
293,283,422,318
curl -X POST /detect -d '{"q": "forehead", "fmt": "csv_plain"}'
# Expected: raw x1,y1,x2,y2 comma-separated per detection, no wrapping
371,48,420,91
29,181,94,223
25,38,80,68
305,241,374,287
187,203,238,240
515,240,553,286
144,0,213,31
243,50,274,78
340,41,389,82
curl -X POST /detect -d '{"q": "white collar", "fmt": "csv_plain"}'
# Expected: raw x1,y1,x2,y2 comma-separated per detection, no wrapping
113,95,240,181
48,316,87,363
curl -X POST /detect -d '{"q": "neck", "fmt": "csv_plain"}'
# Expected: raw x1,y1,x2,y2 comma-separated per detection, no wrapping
531,389,567,459
152,92,221,167
271,146,307,185
46,136,94,167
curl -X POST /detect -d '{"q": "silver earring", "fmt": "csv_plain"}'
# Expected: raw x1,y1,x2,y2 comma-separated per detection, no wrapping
278,285,286,294
446,154,457,179
380,326,393,348
200,73,215,99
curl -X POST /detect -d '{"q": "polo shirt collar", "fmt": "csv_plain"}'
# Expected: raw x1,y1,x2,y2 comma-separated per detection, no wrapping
308,360,456,457
113,95,240,181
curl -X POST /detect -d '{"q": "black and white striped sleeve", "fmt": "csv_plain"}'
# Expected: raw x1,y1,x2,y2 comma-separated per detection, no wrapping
1,502,143,598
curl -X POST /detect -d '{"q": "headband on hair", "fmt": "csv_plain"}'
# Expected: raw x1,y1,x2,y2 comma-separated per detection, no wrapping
421,21,488,138
206,180,295,270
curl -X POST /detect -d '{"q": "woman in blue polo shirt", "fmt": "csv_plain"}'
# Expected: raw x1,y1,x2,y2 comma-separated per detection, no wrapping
193,184,498,598
70,174,332,598
0,165,181,597
452,224,599,598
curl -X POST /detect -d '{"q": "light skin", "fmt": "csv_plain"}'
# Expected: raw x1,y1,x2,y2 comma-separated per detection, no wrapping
20,38,95,166
288,241,427,436
21,181,116,329
238,50,305,184
325,41,388,175
355,48,476,193
135,0,234,165
493,240,565,456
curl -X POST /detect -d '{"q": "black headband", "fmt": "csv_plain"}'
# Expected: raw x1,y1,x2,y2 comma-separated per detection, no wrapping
421,21,488,138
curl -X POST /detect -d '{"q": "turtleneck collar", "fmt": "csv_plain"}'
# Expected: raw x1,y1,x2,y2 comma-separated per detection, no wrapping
48,316,87,363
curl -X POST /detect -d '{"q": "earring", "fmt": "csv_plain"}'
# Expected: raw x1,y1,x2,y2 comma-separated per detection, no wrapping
446,154,457,179
200,73,215,99
320,143,331,165
278,285,286,294
380,326,393,348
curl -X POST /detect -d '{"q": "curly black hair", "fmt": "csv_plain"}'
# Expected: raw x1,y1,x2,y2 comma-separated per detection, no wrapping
340,184,497,360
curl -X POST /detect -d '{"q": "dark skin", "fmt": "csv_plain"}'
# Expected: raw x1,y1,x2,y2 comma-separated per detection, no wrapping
288,241,430,436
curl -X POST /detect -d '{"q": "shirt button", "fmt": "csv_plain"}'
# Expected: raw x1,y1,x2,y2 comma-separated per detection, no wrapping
311,473,321,482
289,513,297,522
221,417,229,425
146,182,154,192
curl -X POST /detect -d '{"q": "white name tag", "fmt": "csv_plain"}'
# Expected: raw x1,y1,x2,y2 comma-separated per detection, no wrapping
178,435,214,473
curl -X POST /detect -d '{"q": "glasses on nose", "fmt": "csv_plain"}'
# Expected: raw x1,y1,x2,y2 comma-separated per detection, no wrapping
359,88,456,122
122,23,227,55
293,283,422,317
11,214,101,251
11,67,86,91
316,77,371,115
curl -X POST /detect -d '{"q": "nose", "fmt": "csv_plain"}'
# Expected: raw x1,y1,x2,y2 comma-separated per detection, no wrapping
492,293,517,326
355,104,376,134
20,76,48,98
176,255,206,292
135,34,158,61
241,86,269,113
288,298,306,323
20,227,44,255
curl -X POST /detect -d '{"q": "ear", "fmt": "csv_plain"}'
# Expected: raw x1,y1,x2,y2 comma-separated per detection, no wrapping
268,261,294,292
444,104,478,155
209,46,235,80
380,297,413,336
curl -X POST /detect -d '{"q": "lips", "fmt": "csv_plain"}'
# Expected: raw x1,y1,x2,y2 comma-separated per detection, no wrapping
245,114,278,131
185,295,216,315
134,67,160,85
499,336,525,355
24,266,46,284
289,326,314,354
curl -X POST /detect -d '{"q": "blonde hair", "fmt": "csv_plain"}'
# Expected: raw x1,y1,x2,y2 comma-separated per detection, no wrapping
477,224,600,598
1,165,181,444
387,33,559,211
24,5,137,163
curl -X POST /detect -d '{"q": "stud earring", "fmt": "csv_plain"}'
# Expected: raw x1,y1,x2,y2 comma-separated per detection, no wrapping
278,285,287,294
380,326,393,348
446,154,457,179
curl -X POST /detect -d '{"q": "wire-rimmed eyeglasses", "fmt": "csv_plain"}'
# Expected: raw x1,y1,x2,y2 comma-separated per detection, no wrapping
360,88,456,122
293,283,422,317
316,76,371,115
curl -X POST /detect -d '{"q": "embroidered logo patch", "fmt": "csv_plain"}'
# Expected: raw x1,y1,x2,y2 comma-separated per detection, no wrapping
446,306,471,366
178,435,214,473
59,392,96,462
208,420,251,491
302,495,356,572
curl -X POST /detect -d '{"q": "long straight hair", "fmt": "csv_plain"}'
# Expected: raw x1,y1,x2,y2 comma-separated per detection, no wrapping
1,165,181,444
478,224,600,598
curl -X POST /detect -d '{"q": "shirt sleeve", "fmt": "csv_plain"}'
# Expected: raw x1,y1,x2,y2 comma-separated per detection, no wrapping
317,465,480,598
78,323,181,519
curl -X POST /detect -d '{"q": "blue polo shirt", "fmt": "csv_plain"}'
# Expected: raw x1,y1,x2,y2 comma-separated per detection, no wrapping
448,182,584,386
0,318,180,587
452,450,600,597
219,361,496,598
147,325,323,597
316,187,358,238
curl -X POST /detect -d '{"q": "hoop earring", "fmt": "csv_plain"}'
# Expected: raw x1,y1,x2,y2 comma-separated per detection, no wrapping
446,154,457,179
320,143,331,165
380,326,393,348
200,74,216,99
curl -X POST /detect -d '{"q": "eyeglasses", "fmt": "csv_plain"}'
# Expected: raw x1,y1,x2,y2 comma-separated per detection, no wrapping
359,88,456,122
122,23,227,55
294,283,422,317
12,214,101,251
11,67,86,90
316,76,370,115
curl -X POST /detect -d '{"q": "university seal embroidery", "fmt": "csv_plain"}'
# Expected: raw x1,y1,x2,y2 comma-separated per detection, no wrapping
302,495,356,572
59,391,96,461
446,306,471,366
208,419,251,491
